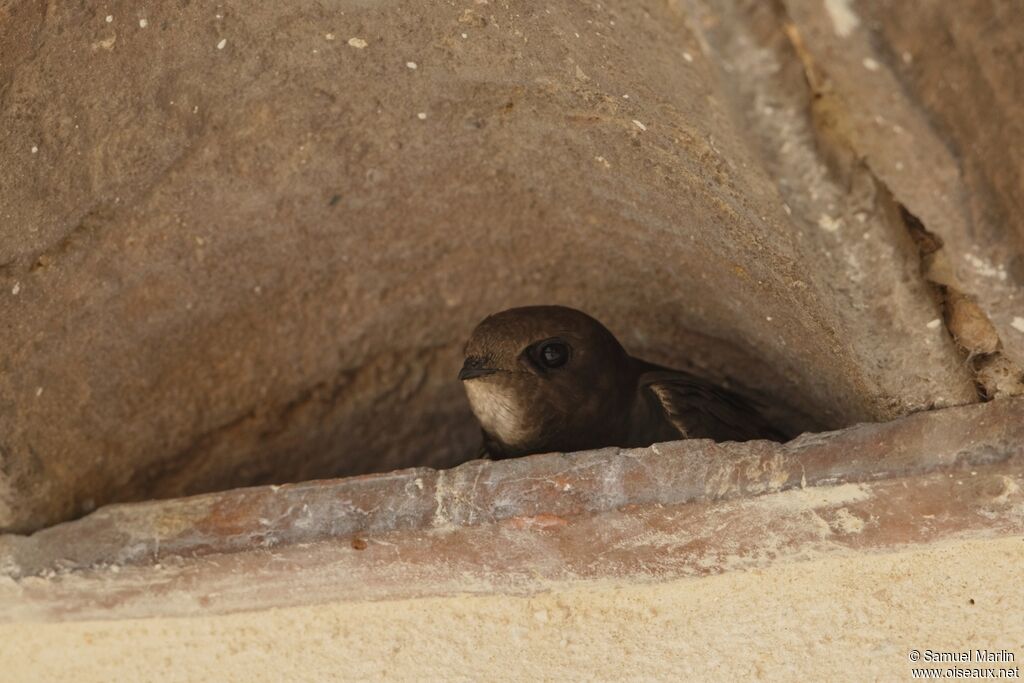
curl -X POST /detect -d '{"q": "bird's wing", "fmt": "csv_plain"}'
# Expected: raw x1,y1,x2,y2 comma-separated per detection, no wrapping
638,367,785,442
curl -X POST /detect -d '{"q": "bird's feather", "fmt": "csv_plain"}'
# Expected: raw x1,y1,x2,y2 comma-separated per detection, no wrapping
637,363,785,442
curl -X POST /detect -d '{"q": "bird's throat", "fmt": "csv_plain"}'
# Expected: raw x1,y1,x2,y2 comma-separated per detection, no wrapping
463,380,539,453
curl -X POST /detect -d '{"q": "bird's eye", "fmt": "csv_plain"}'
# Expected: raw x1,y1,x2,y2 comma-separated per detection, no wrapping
539,341,569,368
523,338,572,373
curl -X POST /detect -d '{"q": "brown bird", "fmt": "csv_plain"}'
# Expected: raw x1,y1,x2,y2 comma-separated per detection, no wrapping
458,305,785,458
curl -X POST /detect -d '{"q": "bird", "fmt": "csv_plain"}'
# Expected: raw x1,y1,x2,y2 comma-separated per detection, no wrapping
458,305,786,459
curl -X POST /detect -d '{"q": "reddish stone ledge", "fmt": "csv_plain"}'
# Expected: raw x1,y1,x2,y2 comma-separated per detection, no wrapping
3,398,1020,576
0,399,1021,622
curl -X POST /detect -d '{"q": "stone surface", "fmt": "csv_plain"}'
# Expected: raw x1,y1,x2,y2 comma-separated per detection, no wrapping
2,537,1022,682
5,0,1024,532
773,0,1024,394
0,400,1022,681
2,398,1021,618
2,540,1024,683
794,0,1024,367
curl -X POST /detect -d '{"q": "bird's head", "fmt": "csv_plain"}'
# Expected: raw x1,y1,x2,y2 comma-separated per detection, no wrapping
459,305,633,455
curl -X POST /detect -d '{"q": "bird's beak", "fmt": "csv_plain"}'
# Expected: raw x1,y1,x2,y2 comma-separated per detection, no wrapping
459,357,497,381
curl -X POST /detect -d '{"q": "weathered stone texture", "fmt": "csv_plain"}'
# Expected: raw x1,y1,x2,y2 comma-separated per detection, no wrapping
2,398,1021,607
2,0,1022,532
777,0,1024,385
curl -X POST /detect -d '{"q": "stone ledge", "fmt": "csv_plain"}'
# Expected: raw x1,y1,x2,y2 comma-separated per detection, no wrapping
0,398,1021,623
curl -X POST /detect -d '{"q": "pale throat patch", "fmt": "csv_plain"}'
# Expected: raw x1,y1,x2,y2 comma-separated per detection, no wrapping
463,380,536,446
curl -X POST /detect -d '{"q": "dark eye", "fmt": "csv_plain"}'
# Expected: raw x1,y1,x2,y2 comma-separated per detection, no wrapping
539,341,569,368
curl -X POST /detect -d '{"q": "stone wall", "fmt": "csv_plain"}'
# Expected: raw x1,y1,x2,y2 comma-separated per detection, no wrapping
1,0,1022,532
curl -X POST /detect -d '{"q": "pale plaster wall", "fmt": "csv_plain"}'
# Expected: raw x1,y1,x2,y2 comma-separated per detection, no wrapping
2,536,1022,682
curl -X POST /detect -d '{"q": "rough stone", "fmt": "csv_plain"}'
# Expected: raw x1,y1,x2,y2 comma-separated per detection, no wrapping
5,0,1023,532
776,0,1024,382
1,397,1021,681
2,398,1021,596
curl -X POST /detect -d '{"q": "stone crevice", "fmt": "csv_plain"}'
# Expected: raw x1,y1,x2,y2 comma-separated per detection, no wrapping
774,6,1022,401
